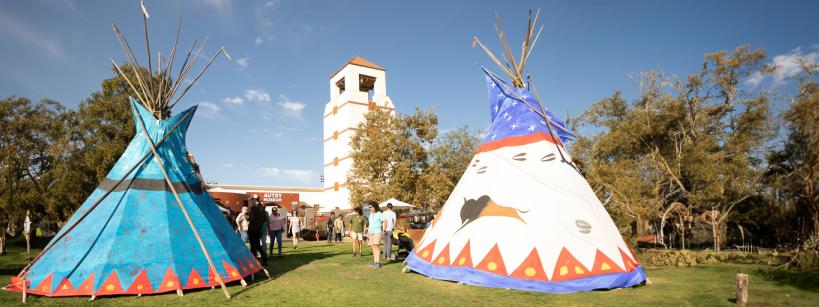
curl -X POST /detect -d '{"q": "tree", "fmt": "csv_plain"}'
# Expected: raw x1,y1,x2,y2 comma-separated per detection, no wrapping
767,61,818,242
347,107,438,208
0,96,67,254
574,46,774,250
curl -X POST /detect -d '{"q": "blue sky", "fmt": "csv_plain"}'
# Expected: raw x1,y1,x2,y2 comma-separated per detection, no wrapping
1,0,817,187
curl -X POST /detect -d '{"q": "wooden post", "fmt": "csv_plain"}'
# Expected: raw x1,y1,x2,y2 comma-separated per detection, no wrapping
133,104,231,299
736,273,748,305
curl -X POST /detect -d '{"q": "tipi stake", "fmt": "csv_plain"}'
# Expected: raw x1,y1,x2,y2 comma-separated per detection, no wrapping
240,279,247,287
88,295,96,302
176,289,184,297
133,103,231,299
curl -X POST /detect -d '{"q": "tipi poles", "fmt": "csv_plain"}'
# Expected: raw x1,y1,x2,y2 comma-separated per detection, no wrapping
16,111,193,281
132,102,231,299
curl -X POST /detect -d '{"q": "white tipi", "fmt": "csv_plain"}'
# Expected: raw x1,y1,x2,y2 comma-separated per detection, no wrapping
404,10,646,293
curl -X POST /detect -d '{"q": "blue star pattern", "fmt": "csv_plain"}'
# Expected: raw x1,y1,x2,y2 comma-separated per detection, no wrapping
483,70,576,145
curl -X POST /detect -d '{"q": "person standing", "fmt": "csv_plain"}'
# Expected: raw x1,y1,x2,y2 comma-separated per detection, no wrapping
326,212,335,243
289,212,301,249
268,208,285,257
334,213,344,243
247,199,268,266
23,210,32,260
367,201,386,268
382,203,397,261
235,205,250,245
349,207,366,257
261,203,270,254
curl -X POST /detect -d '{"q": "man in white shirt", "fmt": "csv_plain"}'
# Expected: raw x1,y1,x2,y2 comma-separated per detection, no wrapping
382,203,397,260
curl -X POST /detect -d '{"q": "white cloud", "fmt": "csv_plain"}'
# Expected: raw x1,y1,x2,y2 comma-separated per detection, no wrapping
746,71,765,87
303,24,314,32
222,96,244,104
770,47,817,85
197,101,221,118
258,167,314,183
0,12,64,59
277,95,306,117
745,47,818,88
255,36,264,45
223,163,234,168
244,89,272,102
237,56,249,69
265,0,281,8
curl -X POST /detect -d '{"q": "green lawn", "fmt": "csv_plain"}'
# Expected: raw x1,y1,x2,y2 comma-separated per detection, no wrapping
1,236,817,306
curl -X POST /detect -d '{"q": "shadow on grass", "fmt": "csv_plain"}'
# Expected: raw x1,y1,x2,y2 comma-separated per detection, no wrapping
232,244,346,298
758,268,819,292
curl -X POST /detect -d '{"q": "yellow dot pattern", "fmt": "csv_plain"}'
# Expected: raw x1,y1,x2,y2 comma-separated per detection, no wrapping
524,268,536,277
437,257,446,265
137,285,144,290
574,266,585,274
487,262,498,271
231,271,238,277
166,281,175,288
458,258,466,265
601,263,611,271
422,251,430,258
193,278,200,285
105,284,114,291
559,266,569,276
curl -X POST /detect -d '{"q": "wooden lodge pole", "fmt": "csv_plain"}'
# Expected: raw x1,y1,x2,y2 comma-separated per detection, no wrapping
736,273,748,305
133,104,231,299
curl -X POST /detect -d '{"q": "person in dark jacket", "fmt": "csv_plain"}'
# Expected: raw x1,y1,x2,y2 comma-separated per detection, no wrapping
247,198,268,266
327,212,335,243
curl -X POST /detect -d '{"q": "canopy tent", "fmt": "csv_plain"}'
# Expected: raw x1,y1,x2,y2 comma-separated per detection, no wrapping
6,2,258,300
404,10,646,294
379,198,414,210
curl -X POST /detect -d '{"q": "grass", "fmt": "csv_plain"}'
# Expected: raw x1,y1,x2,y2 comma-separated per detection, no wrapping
0,236,818,306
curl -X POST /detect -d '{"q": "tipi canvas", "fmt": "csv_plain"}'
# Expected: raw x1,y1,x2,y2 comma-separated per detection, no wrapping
6,3,256,299
6,101,260,297
404,71,647,293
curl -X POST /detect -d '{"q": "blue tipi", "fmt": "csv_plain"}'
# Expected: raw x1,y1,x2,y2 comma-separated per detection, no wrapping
7,100,260,298
7,3,256,299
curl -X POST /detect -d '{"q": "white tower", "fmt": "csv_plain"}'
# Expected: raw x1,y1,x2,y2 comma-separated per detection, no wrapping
323,56,395,210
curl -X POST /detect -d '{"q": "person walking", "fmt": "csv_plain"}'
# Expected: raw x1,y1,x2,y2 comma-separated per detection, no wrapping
326,212,335,243
366,201,386,268
247,199,268,266
289,212,301,249
382,203,397,261
268,208,285,257
334,213,344,243
235,204,250,245
349,207,366,257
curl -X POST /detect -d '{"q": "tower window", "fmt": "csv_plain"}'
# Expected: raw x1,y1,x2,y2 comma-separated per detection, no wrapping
336,78,346,94
358,74,376,92
332,105,338,115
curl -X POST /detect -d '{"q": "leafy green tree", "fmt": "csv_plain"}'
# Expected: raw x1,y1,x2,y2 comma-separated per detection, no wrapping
0,96,67,254
767,62,818,242
574,46,774,250
347,107,439,208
